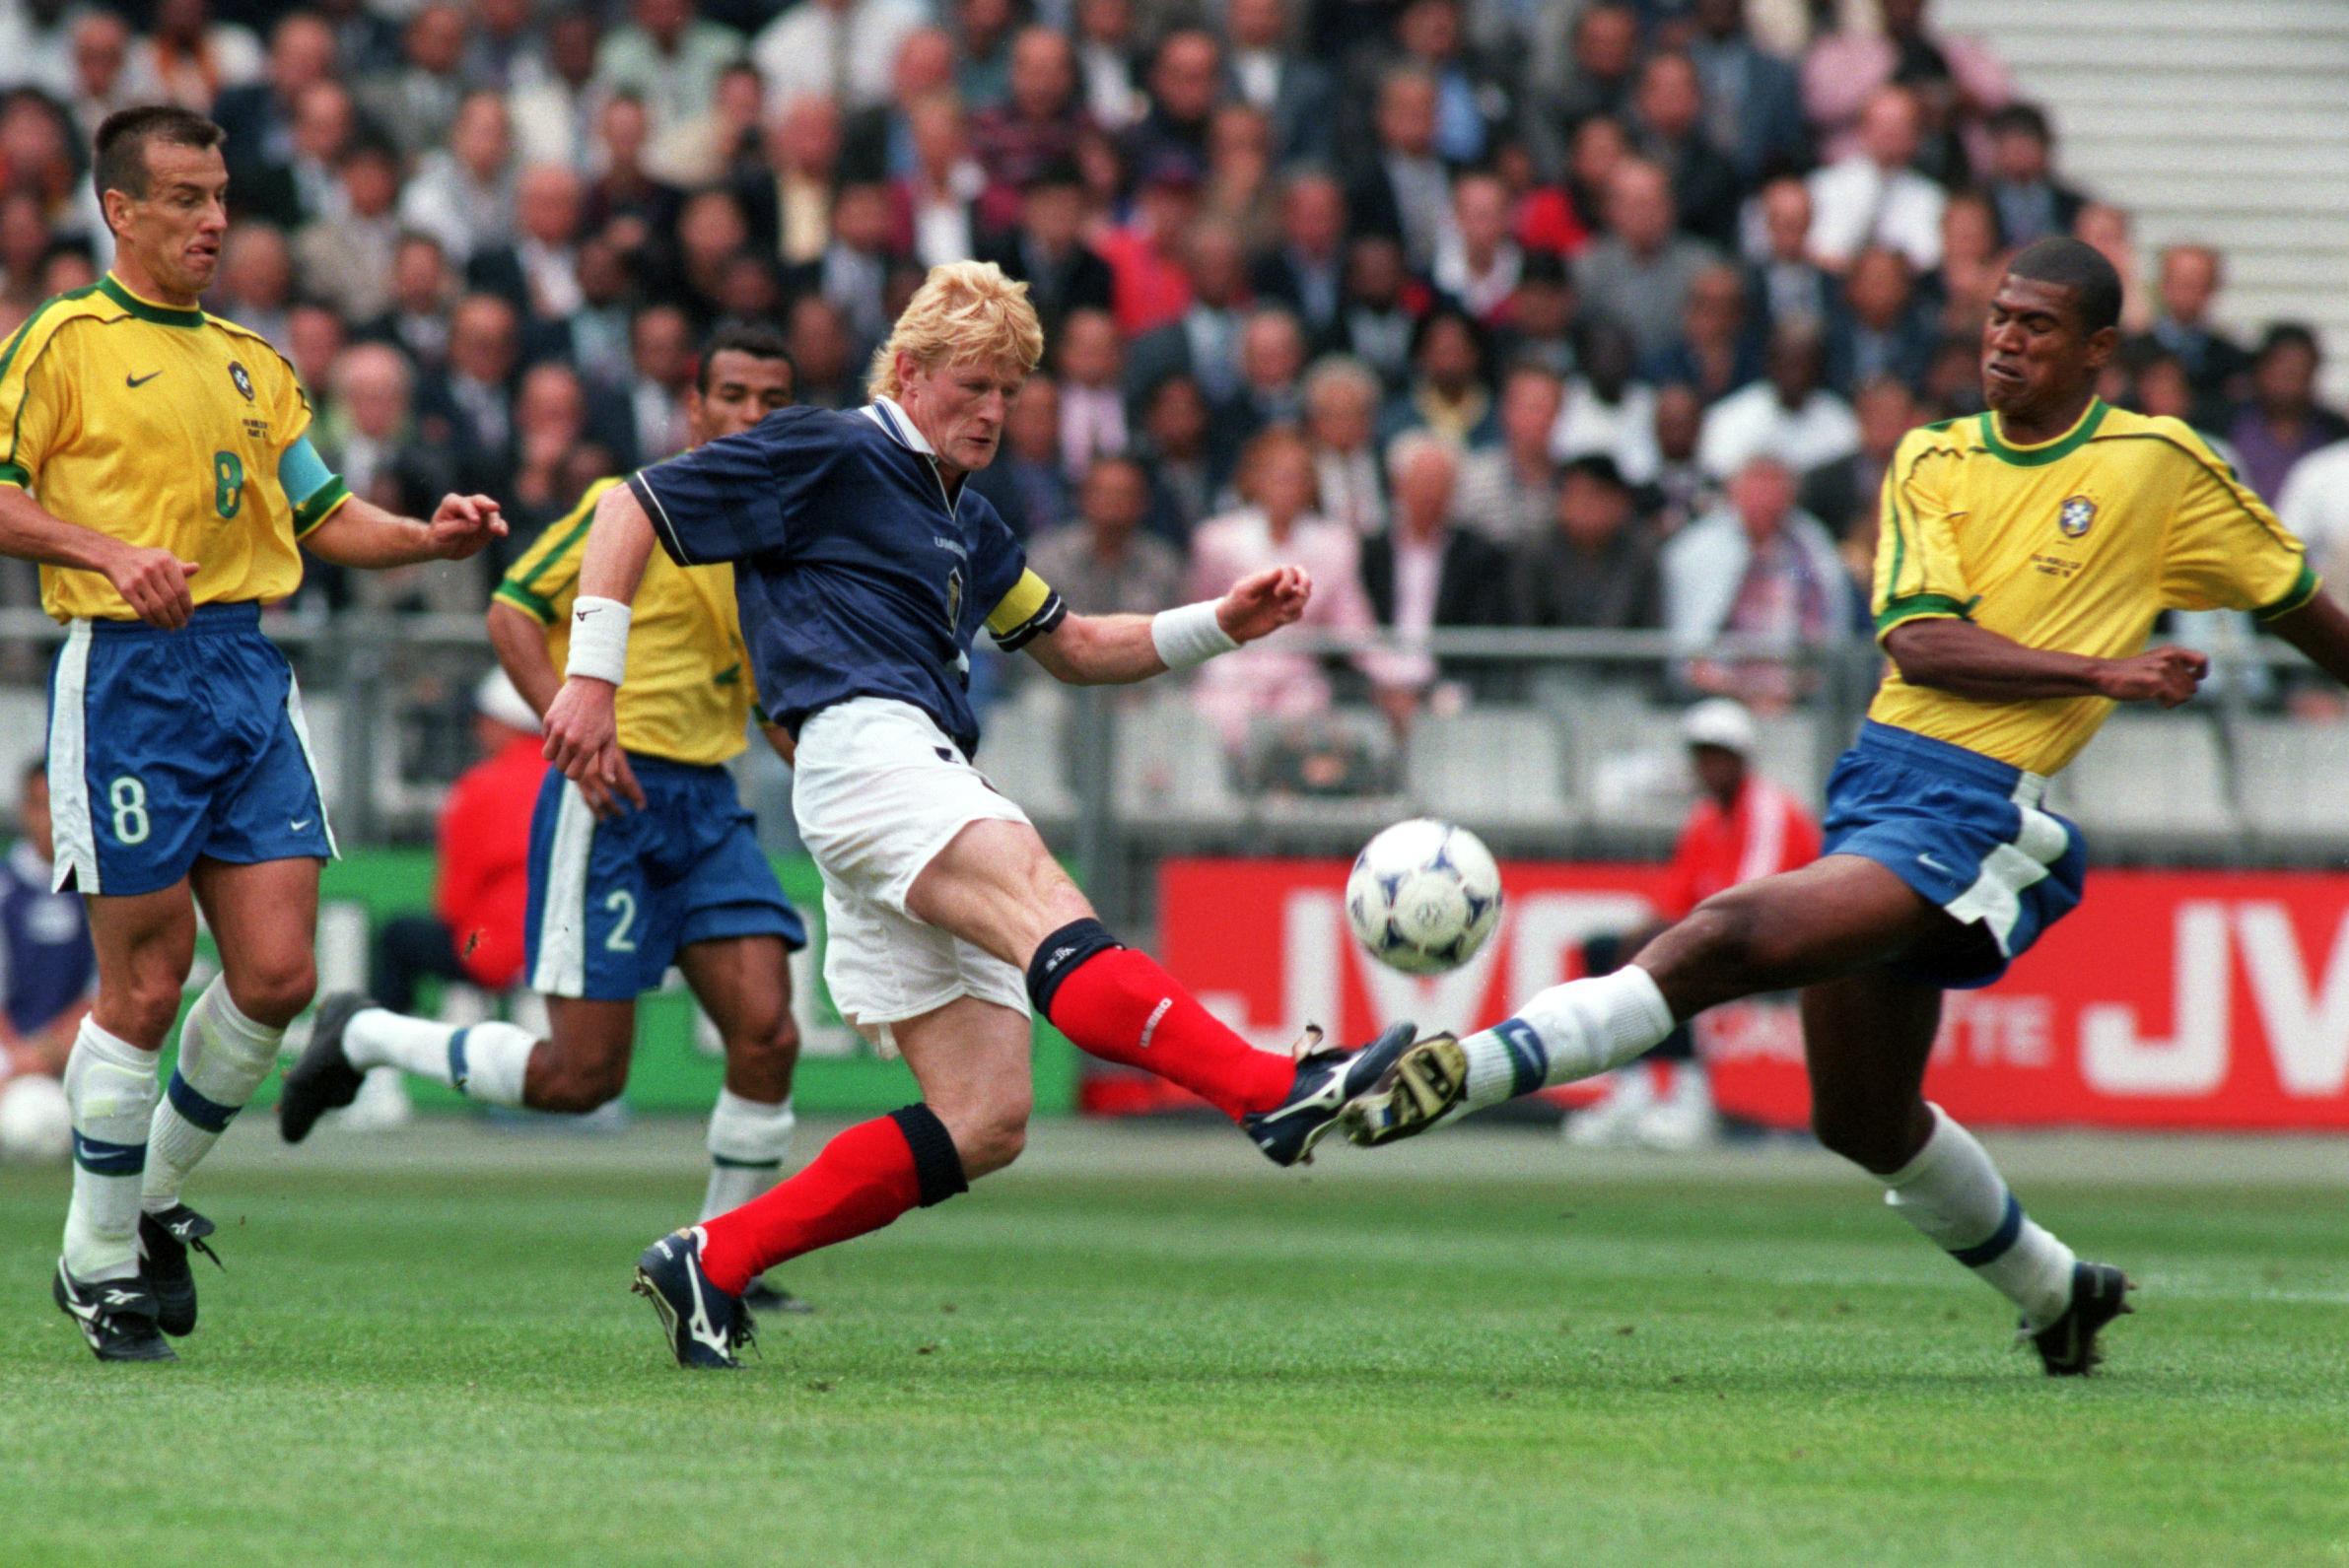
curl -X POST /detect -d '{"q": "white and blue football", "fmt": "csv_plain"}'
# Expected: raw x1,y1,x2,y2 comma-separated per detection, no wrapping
1346,818,1504,976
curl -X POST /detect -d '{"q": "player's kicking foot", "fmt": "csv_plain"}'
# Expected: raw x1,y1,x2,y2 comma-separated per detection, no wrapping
1338,1032,1467,1148
1241,1022,1417,1167
138,1204,222,1337
740,1278,813,1317
278,991,372,1144
53,1261,174,1362
2025,1261,2133,1376
633,1227,756,1370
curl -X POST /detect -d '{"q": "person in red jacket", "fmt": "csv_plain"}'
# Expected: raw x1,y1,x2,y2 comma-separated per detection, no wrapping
1570,698,1821,1149
371,671,544,1012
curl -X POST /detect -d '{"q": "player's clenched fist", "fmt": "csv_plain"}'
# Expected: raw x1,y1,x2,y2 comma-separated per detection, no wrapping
102,541,199,629
1215,565,1312,645
541,674,645,817
426,493,509,559
2099,645,2208,709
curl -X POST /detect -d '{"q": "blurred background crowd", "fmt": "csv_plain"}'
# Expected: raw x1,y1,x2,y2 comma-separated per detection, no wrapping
0,0,2342,755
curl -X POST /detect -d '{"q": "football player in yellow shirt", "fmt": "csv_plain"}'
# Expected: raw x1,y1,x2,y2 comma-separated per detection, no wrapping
0,106,504,1363
1346,238,2349,1377
282,324,817,1314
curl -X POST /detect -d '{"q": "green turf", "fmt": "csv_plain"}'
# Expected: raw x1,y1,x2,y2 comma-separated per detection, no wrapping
4,1123,2346,1567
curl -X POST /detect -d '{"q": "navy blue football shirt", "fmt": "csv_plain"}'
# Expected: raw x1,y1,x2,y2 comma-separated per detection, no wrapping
630,397,1066,756
0,840,93,1036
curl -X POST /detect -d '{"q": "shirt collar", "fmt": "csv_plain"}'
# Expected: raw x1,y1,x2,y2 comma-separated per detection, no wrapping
863,394,936,455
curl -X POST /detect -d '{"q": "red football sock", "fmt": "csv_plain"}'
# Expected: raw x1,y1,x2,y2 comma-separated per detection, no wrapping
1043,946,1292,1120
697,1115,924,1294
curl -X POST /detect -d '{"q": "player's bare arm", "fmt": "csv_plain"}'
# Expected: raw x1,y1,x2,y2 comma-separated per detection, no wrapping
1025,566,1313,683
485,601,562,717
302,493,508,569
1884,618,2209,708
0,484,197,628
539,480,657,814
2263,591,2349,687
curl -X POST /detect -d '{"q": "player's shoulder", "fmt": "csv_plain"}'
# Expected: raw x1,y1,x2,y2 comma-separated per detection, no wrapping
200,311,303,387
2089,406,2224,465
1894,415,1976,464
0,283,115,367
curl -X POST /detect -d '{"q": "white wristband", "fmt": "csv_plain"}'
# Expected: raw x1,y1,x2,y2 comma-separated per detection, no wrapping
565,595,632,685
1150,599,1240,671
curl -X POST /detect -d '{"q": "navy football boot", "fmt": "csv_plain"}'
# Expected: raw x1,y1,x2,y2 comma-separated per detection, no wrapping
633,1227,756,1370
53,1261,174,1363
2026,1261,2134,1376
1241,1022,1417,1166
138,1203,221,1336
278,991,372,1144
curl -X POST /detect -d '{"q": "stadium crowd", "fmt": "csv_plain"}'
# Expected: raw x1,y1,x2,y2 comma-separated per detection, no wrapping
0,0,2343,746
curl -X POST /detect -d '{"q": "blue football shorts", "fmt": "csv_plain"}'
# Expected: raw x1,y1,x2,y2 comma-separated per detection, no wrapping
44,601,335,897
522,753,807,1000
1822,720,2088,989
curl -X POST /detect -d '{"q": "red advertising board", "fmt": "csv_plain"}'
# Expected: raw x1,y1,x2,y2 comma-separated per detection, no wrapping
1156,859,2349,1131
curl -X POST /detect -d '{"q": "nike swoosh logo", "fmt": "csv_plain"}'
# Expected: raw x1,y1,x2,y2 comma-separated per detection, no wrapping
1917,853,1954,875
290,818,312,831
575,606,601,621
125,372,162,388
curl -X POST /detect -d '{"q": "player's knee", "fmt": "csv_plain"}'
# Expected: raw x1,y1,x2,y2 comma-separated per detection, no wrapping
531,1054,627,1115
944,1095,1030,1178
227,955,317,1029
1809,1098,1906,1173
1680,893,1797,989
111,974,186,1044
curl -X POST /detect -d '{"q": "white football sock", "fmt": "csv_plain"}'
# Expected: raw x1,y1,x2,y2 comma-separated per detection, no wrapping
701,1089,796,1222
342,1008,537,1108
144,979,284,1213
1882,1104,2077,1329
1456,967,1676,1113
61,1017,159,1282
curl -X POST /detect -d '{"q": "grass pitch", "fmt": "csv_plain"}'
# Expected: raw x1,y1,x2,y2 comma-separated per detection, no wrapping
3,1119,2345,1567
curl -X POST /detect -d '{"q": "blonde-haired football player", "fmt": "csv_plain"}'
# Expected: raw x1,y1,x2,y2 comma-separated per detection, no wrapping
541,259,1414,1368
1347,237,2349,1378
0,106,504,1361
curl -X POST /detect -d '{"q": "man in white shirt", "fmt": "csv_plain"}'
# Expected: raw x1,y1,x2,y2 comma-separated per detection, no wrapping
1804,85,1944,275
753,0,928,117
1303,356,1387,536
1055,307,1130,479
1696,322,1859,480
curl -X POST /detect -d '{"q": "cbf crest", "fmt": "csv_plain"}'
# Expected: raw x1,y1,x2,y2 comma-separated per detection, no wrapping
228,360,255,402
2056,495,2097,540
943,566,963,631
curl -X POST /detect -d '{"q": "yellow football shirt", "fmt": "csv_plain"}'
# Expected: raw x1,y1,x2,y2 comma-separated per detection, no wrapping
494,477,758,767
1870,397,2315,776
0,275,350,621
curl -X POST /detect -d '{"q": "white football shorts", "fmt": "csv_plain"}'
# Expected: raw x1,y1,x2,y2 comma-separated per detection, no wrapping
792,697,1035,1053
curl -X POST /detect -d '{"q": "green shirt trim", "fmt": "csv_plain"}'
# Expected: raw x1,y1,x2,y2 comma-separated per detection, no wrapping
492,580,555,622
0,461,26,488
1874,592,1974,636
1978,398,2108,468
2254,562,2320,622
97,274,205,328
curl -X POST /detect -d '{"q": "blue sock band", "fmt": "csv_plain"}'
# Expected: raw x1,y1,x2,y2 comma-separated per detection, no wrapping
447,1027,472,1096
166,1068,240,1134
1949,1192,2026,1267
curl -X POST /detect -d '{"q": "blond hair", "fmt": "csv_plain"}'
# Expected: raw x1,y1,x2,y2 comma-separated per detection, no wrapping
866,260,1046,401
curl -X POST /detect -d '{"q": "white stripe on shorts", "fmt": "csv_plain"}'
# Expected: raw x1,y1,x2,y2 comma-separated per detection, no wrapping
285,673,339,859
46,620,96,893
1943,775,2069,955
530,779,596,996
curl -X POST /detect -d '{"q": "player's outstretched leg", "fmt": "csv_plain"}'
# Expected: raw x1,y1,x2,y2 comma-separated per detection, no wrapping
281,993,546,1140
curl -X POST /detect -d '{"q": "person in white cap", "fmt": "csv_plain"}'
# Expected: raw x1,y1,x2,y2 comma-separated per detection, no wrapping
1565,697,1821,1150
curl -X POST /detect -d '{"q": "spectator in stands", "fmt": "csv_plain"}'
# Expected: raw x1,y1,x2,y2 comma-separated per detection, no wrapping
950,0,1019,112
617,302,696,465
644,58,769,189
1801,0,2011,177
1745,174,1831,336
1186,428,1387,750
1251,168,1348,351
1432,170,1524,325
790,178,896,350
1361,433,1514,712
468,163,587,326
320,342,455,530
1219,306,1310,455
364,3,470,157
1928,186,2001,339
979,167,1111,344
1052,307,1128,479
1125,29,1219,179
1072,0,1144,131
2136,242,2251,416
1454,361,1565,547
1629,50,1741,253
212,12,337,221
505,361,601,543
1491,249,1579,378
0,0,79,99
1385,305,1500,448
740,93,842,270
1645,261,1759,407
1578,158,1720,362
2229,324,2349,504
511,13,605,171
1135,371,1219,541
586,94,684,252
594,0,742,139
399,90,518,265
1,90,106,260
418,291,522,498
970,375,1070,539
1332,234,1419,391
1125,216,1251,411
1684,0,1808,189
1664,453,1852,706
1510,452,1662,632
208,221,294,348
1096,155,1202,337
1698,321,1858,480
1560,111,1628,242
1800,373,1914,552
359,232,455,373
1349,65,1452,276
1553,317,1660,482
752,0,927,116
0,758,94,1080
372,672,542,1017
1567,697,1820,1150
1979,102,2085,249
784,294,862,409
1524,1,1639,178
1389,0,1513,170
1201,101,1278,254
893,92,988,269
1805,85,1943,275
1302,355,1387,537
1026,453,1185,615
1220,0,1333,166
134,0,262,112
64,12,146,143
1827,244,1935,392
462,0,540,94
286,302,348,421
1645,380,1714,533
972,27,1090,199
2071,200,2151,333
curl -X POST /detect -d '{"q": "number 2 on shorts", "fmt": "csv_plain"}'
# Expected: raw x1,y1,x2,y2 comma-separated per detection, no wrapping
603,888,638,952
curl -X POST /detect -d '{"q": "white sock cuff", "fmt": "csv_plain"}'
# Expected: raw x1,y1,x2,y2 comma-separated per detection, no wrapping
707,1090,795,1166
450,1020,536,1107
73,1015,154,1075
1599,966,1676,1067
1882,1102,1960,1190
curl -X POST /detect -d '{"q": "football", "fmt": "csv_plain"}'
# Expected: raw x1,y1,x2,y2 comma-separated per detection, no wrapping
0,1074,72,1166
1346,818,1504,975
